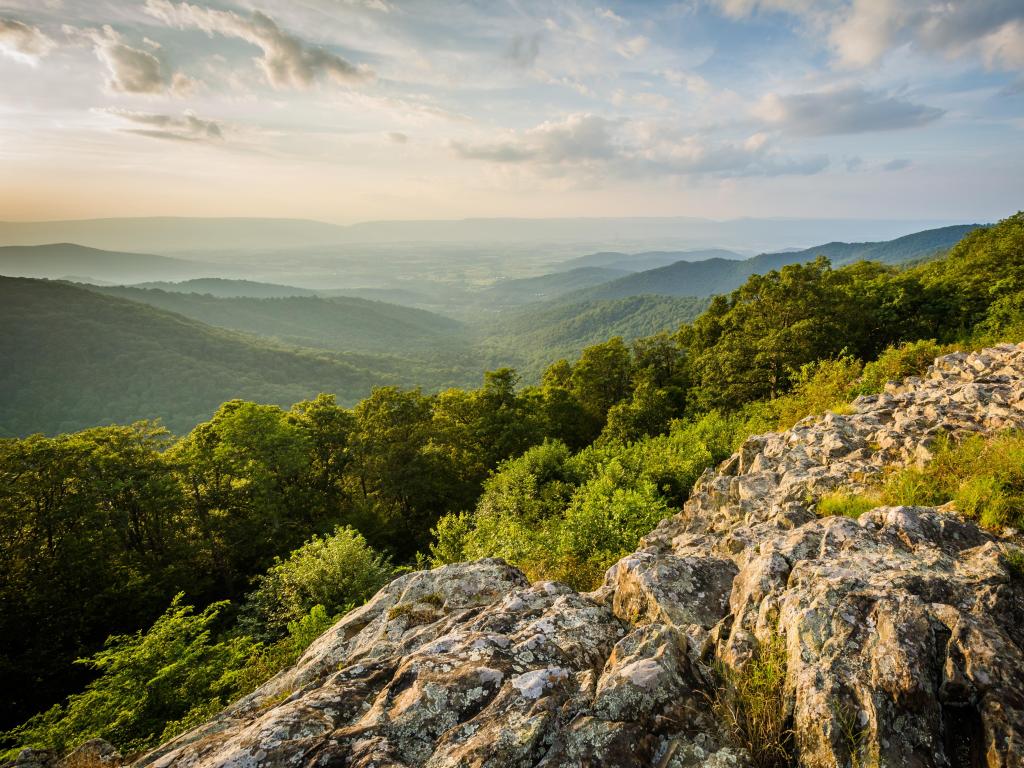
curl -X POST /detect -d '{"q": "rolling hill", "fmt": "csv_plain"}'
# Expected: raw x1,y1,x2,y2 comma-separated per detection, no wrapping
569,224,981,302
479,266,631,305
554,248,743,273
0,278,470,437
0,243,216,284
131,278,317,298
84,285,469,358
479,295,709,379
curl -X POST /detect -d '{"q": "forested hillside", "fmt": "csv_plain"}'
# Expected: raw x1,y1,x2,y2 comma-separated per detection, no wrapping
86,285,470,357
131,278,317,298
571,223,981,301
0,278,471,436
478,294,709,378
2,212,1021,759
554,247,743,272
0,243,213,283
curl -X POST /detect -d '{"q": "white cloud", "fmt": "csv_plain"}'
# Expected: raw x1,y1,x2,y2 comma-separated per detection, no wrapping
451,113,828,179
882,157,911,172
144,0,373,89
710,0,821,20
0,17,55,64
660,68,712,96
710,0,1024,72
68,24,196,96
755,86,944,135
616,35,649,59
103,107,225,142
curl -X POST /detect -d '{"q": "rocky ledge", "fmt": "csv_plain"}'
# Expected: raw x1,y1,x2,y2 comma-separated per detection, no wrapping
82,345,1024,766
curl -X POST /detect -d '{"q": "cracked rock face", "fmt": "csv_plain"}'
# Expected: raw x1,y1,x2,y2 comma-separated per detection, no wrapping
130,344,1024,768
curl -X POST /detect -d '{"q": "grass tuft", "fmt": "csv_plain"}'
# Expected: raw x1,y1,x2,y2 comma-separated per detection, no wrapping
711,634,794,768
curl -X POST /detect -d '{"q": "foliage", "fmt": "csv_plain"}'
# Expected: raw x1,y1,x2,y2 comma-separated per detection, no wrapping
711,633,794,768
875,432,1024,530
434,420,714,589
852,429,1024,532
1,596,254,758
773,355,863,430
240,527,393,641
816,491,878,520
856,339,948,396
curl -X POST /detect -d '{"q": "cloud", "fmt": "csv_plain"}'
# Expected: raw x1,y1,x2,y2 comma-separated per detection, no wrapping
755,86,944,135
103,107,225,142
453,114,619,166
70,25,196,95
882,157,911,172
506,33,541,68
709,0,1024,71
451,113,828,179
830,0,1024,70
710,0,820,20
388,131,408,143
0,17,55,64
144,0,372,89
660,68,711,96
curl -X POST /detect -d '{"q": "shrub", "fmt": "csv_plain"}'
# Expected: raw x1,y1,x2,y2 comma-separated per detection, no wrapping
855,339,947,396
240,526,392,641
775,355,863,430
1,596,254,759
1004,548,1024,582
711,633,794,768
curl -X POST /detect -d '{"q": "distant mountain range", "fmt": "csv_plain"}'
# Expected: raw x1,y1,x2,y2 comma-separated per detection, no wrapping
0,243,216,284
0,277,419,436
554,248,744,273
85,285,468,358
0,216,971,254
565,224,981,302
0,222,987,435
132,278,317,298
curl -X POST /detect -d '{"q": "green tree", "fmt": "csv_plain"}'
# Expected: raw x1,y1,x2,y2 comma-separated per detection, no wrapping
240,526,392,641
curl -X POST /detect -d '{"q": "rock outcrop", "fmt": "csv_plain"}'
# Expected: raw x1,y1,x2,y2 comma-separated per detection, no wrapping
134,344,1024,767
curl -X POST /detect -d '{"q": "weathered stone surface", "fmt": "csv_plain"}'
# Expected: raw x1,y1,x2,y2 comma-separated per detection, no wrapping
3,740,122,768
132,344,1024,768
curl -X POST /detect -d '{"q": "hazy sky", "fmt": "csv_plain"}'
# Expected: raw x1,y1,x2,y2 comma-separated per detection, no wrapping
1,0,1022,223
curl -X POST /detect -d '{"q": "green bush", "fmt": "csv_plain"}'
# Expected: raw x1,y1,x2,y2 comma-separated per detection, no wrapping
1,596,254,759
774,355,862,430
856,339,947,396
240,526,392,641
2,598,340,761
433,420,716,590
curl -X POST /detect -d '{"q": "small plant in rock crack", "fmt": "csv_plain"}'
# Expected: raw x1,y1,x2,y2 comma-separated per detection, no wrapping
1004,548,1024,582
833,699,874,768
709,634,795,768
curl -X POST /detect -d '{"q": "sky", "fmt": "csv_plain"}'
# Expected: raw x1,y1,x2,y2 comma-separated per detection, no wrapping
0,0,1022,224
